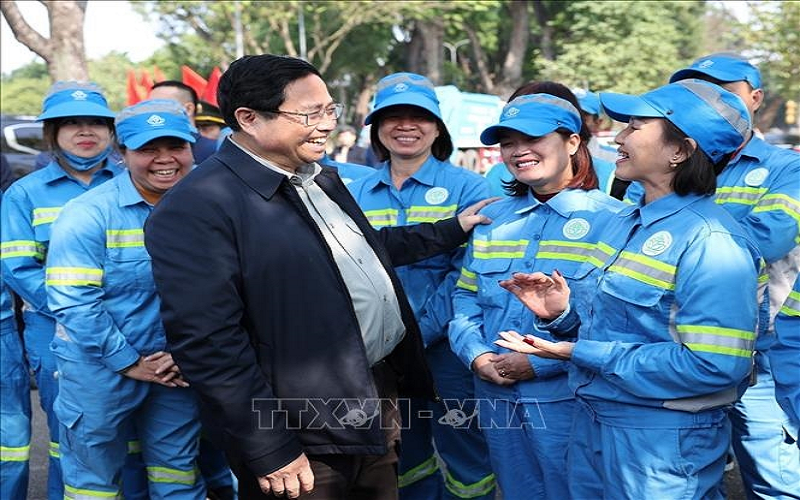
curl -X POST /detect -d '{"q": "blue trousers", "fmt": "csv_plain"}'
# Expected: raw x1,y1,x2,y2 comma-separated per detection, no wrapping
730,353,800,499
399,342,496,500
53,351,205,499
1,316,31,500
21,310,62,499
570,400,729,500
475,384,573,500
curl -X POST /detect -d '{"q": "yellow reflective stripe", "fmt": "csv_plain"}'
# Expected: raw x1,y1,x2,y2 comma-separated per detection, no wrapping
363,208,399,227
127,440,142,454
779,290,800,317
456,268,478,292
106,229,145,248
677,325,755,358
714,186,767,206
32,206,62,226
472,239,529,259
406,204,458,223
609,251,676,290
0,444,31,461
146,465,198,485
622,197,636,205
46,267,103,286
64,485,121,499
536,240,598,263
48,440,59,458
0,240,45,259
753,193,800,224
445,471,496,498
398,454,439,488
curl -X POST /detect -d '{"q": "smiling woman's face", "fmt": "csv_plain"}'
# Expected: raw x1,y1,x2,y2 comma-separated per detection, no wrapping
376,105,440,163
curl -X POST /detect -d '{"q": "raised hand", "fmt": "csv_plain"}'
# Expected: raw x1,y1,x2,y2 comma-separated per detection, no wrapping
499,270,571,320
494,330,574,361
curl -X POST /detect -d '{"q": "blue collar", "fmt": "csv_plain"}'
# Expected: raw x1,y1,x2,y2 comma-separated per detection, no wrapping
513,189,592,218
41,158,120,185
367,156,444,191
118,171,151,208
631,192,707,227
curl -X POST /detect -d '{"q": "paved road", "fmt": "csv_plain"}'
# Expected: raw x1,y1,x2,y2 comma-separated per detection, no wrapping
26,388,747,499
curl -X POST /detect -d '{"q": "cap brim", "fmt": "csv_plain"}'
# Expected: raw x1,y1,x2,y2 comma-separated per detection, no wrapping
479,120,562,145
670,67,737,84
599,93,663,124
364,94,441,125
37,102,116,121
122,130,196,150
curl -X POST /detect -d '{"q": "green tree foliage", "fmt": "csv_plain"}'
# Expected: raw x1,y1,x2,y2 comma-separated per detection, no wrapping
534,1,705,94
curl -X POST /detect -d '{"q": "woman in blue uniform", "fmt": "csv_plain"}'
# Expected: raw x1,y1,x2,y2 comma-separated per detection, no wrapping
448,92,624,499
45,100,206,499
347,72,496,500
496,79,762,499
0,81,126,499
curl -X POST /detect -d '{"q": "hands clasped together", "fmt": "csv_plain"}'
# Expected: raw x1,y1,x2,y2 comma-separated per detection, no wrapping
121,351,189,388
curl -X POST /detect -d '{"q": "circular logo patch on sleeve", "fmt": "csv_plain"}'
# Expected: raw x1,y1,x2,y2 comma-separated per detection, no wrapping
642,231,673,256
562,218,590,240
425,187,449,205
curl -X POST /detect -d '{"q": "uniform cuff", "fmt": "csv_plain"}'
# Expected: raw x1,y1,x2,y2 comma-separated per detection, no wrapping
571,339,613,372
104,344,141,373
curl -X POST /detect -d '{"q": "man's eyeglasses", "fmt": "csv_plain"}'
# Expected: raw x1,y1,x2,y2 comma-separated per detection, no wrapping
271,103,344,127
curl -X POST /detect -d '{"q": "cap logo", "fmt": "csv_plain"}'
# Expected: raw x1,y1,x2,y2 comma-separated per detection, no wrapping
698,59,715,69
71,90,88,101
642,231,672,256
424,187,449,205
504,107,520,118
393,83,409,93
146,114,166,127
562,218,590,240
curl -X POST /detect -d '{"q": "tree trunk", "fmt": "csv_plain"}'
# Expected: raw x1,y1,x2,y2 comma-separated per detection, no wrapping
532,0,555,61
496,0,530,99
1,1,89,82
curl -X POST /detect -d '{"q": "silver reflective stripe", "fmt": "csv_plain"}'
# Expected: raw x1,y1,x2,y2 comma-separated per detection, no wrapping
398,455,439,488
609,253,676,290
715,187,765,205
678,330,755,353
472,239,528,259
106,229,145,248
146,466,197,485
536,240,598,263
406,204,458,222
46,267,103,286
456,268,478,291
32,207,62,226
506,93,580,118
377,73,436,93
0,240,44,259
0,444,31,462
663,386,740,412
363,209,398,227
64,485,121,499
678,80,750,139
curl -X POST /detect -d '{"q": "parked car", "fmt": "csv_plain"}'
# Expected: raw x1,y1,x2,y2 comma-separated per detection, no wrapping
763,130,800,153
1,114,44,183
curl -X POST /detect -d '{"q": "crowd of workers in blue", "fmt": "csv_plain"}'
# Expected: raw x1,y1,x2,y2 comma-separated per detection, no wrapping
0,50,798,500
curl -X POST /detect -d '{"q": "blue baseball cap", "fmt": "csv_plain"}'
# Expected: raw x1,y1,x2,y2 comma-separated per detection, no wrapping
364,72,442,125
115,99,197,150
37,81,116,122
573,88,601,115
669,53,762,89
600,79,751,164
480,94,582,145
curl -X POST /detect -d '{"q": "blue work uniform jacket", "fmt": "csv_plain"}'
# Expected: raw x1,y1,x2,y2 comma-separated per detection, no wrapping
45,172,166,372
544,193,763,423
347,157,490,346
449,189,625,402
0,160,121,317
625,139,800,350
769,274,800,430
142,139,470,476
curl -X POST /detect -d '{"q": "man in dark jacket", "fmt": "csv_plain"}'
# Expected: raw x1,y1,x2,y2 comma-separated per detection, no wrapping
144,54,492,499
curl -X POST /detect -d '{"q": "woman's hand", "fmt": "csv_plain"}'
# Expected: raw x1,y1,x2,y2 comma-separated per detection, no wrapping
494,330,575,361
499,270,571,320
121,352,189,388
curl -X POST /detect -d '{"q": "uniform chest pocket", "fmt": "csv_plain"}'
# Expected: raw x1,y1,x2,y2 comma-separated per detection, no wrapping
471,258,518,308
598,271,671,338
105,246,155,292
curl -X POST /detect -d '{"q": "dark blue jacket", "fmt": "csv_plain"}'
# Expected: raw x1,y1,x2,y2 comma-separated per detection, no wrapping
144,139,468,476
